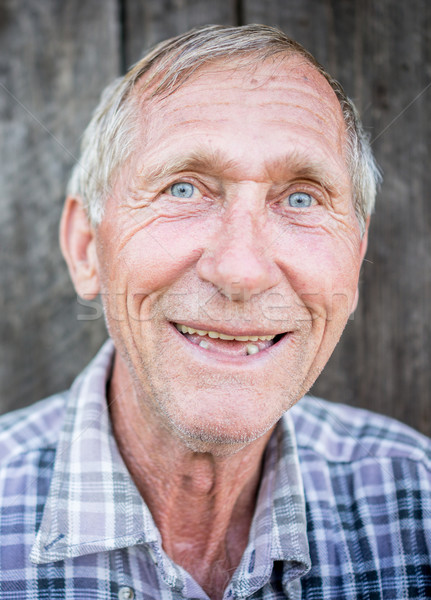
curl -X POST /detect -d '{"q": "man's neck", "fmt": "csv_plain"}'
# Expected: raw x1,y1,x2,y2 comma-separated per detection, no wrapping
108,357,273,600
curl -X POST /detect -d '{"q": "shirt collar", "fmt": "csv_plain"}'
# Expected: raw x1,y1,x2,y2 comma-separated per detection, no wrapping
228,410,311,598
31,340,310,593
31,339,160,564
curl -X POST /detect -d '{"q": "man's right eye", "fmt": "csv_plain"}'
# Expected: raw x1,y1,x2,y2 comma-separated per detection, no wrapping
287,192,315,208
169,182,195,198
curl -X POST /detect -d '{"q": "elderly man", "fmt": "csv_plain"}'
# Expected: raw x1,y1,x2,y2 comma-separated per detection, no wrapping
1,24,430,600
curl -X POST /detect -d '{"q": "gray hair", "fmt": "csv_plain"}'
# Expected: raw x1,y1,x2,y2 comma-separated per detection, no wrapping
67,24,381,234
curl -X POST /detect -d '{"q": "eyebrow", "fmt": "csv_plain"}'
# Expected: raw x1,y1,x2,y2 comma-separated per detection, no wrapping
138,147,346,196
139,149,239,184
267,152,345,195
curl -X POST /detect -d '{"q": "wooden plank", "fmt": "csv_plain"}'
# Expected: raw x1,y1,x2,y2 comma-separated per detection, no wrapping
123,0,238,67
3,0,430,438
0,0,119,413
244,0,431,435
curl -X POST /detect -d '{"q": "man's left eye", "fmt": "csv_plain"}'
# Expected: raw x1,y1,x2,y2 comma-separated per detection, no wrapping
287,192,314,208
169,182,195,198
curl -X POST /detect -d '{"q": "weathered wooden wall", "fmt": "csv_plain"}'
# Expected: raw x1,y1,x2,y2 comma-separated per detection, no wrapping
1,0,430,435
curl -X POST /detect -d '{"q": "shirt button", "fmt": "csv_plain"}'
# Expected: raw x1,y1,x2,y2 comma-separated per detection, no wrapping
118,587,134,600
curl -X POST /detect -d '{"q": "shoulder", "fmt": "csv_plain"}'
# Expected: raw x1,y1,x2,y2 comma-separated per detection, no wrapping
290,397,431,595
289,395,431,468
0,392,67,464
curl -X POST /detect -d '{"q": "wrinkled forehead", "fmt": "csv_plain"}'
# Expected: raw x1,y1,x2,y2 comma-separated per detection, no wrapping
129,54,349,183
135,53,347,157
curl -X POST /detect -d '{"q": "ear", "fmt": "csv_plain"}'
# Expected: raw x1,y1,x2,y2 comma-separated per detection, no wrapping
350,216,370,314
59,196,100,299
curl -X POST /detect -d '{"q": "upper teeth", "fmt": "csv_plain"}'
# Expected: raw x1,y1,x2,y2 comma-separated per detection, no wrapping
175,323,275,342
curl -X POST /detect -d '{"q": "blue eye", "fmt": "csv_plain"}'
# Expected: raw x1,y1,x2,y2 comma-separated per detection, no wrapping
288,192,313,208
169,182,195,198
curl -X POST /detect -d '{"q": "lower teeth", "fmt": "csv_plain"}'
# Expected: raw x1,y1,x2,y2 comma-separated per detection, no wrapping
198,339,260,355
246,344,259,355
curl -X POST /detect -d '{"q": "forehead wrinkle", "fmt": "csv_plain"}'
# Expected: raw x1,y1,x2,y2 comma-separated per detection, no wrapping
164,95,339,126
263,116,343,148
258,101,340,129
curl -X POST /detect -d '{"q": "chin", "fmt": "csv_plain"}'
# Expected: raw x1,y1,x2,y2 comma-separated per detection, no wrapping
160,402,283,454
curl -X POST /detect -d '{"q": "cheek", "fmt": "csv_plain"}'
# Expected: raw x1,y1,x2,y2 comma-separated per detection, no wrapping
278,232,362,319
98,217,211,295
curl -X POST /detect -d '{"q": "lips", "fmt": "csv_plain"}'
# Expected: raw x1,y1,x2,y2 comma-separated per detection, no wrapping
174,323,285,357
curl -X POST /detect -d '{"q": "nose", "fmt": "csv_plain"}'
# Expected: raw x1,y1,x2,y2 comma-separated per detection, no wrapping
196,204,282,301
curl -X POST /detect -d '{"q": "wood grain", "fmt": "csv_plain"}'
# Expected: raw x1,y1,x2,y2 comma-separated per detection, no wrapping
0,0,118,412
122,0,237,67
1,0,430,436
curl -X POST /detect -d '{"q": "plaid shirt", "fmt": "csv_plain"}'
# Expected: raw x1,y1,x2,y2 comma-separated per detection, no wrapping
0,340,430,599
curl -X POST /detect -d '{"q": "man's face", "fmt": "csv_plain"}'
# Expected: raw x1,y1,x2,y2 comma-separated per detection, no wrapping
93,56,367,447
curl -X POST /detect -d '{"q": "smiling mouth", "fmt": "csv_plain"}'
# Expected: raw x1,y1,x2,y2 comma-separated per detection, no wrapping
174,323,285,356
